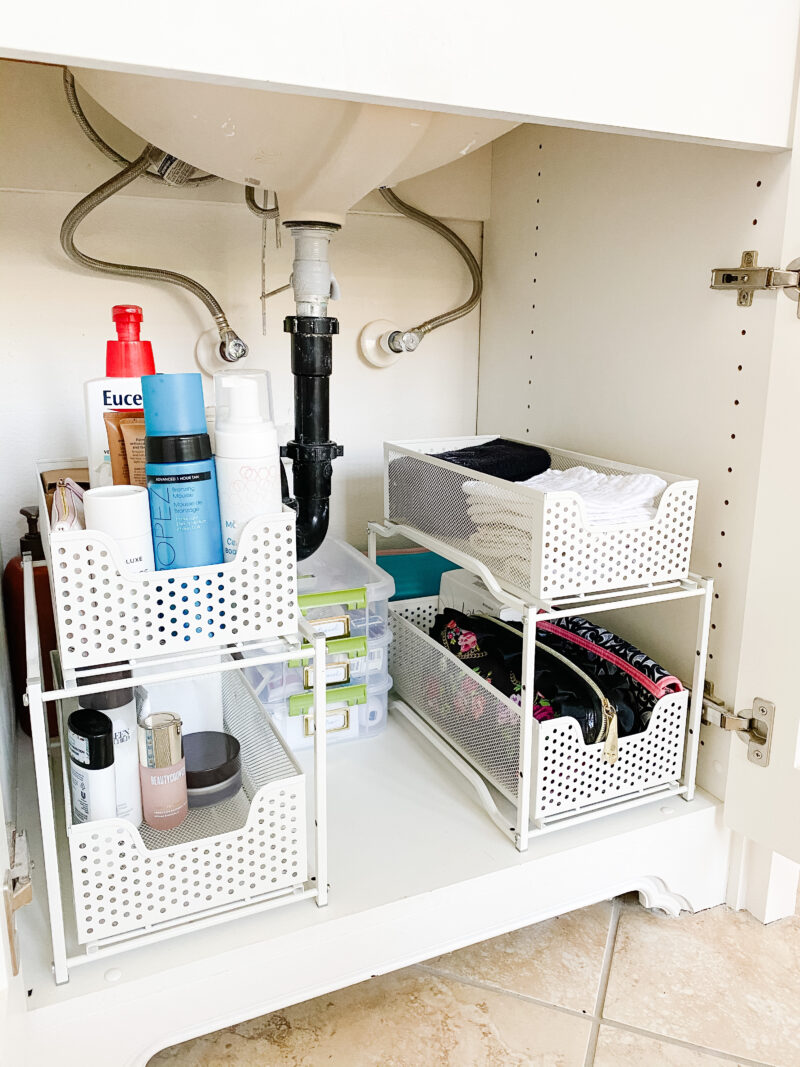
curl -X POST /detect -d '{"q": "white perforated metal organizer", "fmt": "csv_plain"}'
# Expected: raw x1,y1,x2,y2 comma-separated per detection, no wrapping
59,669,307,945
37,460,299,668
389,599,688,826
384,437,698,601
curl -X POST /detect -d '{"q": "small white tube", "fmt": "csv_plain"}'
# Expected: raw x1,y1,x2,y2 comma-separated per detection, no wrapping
109,697,142,826
84,484,155,573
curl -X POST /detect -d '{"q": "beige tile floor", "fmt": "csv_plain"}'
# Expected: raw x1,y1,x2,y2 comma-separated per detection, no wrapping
149,894,800,1067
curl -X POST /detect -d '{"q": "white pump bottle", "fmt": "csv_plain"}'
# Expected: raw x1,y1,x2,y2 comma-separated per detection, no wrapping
214,372,283,562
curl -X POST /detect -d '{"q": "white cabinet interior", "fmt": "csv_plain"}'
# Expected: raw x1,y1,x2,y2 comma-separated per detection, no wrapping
3,33,800,1063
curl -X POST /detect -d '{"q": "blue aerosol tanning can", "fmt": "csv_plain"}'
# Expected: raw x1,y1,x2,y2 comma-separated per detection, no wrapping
142,373,224,569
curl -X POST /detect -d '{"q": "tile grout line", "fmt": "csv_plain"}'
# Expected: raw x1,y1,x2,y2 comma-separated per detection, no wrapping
592,901,774,1067
416,903,776,1067
412,963,593,1022
583,897,622,1067
597,1017,775,1067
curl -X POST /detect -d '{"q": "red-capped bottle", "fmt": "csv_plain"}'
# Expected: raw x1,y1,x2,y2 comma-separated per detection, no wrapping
84,305,157,486
106,305,156,377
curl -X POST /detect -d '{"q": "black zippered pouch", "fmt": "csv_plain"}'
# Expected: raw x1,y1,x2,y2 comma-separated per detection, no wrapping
430,609,611,745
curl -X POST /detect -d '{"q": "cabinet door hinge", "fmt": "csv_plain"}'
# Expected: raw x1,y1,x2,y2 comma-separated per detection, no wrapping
702,697,775,767
710,250,800,312
3,829,33,977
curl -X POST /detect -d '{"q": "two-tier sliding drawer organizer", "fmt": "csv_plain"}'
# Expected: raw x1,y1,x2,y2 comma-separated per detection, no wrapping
384,436,699,601
373,436,712,851
26,459,329,983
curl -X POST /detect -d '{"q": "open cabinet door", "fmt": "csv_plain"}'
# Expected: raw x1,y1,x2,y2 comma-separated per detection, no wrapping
0,726,18,997
722,98,800,869
0,556,23,1016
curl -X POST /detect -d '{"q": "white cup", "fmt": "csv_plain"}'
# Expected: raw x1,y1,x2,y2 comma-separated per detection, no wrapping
83,485,155,574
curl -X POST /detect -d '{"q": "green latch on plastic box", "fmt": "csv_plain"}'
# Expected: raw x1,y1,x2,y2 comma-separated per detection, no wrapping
288,683,368,717
288,635,368,669
298,586,367,612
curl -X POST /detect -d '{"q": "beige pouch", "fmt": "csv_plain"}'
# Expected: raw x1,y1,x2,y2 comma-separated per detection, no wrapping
51,477,85,532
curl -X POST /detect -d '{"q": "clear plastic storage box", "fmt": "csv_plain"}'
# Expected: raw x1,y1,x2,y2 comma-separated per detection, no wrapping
243,630,391,702
245,539,395,748
265,675,392,749
296,539,394,640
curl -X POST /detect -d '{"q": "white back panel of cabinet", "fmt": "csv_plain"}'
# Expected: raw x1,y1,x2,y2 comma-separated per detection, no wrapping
0,67,488,568
478,123,789,798
0,189,480,565
2,2,798,149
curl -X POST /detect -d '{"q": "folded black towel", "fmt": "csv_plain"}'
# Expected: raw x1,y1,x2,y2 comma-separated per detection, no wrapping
431,439,551,481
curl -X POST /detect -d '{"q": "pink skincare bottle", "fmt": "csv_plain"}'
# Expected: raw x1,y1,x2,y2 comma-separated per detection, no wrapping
138,712,188,830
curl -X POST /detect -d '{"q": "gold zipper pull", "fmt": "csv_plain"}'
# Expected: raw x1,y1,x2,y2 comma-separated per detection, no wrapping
603,701,619,765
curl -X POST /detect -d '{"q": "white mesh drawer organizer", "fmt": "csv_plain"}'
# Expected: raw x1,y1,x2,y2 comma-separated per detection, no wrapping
23,547,329,983
390,598,689,827
384,437,698,601
58,666,308,945
37,459,299,668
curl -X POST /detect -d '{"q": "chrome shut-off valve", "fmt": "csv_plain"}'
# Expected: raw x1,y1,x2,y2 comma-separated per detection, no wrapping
219,333,249,362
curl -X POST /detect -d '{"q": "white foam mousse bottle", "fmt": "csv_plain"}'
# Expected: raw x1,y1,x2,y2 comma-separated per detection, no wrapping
214,371,283,562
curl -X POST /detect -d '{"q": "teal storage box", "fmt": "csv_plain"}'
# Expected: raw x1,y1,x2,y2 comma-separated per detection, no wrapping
377,549,459,601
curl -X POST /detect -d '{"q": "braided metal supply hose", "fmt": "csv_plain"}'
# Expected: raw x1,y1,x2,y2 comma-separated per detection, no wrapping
60,145,248,361
378,186,483,352
244,186,280,219
63,69,218,187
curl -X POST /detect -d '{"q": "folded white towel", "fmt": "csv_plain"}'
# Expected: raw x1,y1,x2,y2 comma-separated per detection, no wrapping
464,465,667,527
467,501,537,526
463,483,537,524
468,527,531,584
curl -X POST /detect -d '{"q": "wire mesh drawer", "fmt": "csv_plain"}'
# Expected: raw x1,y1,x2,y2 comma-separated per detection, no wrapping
384,437,698,600
38,459,299,668
390,602,522,799
60,669,308,944
389,600,688,826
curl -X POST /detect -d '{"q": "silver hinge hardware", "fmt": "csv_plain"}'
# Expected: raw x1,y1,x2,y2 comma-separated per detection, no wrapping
710,250,800,313
702,697,775,767
3,829,33,977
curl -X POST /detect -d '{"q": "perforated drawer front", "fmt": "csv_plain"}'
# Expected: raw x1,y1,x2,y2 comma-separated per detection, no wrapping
533,693,687,820
43,508,299,668
66,670,307,944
